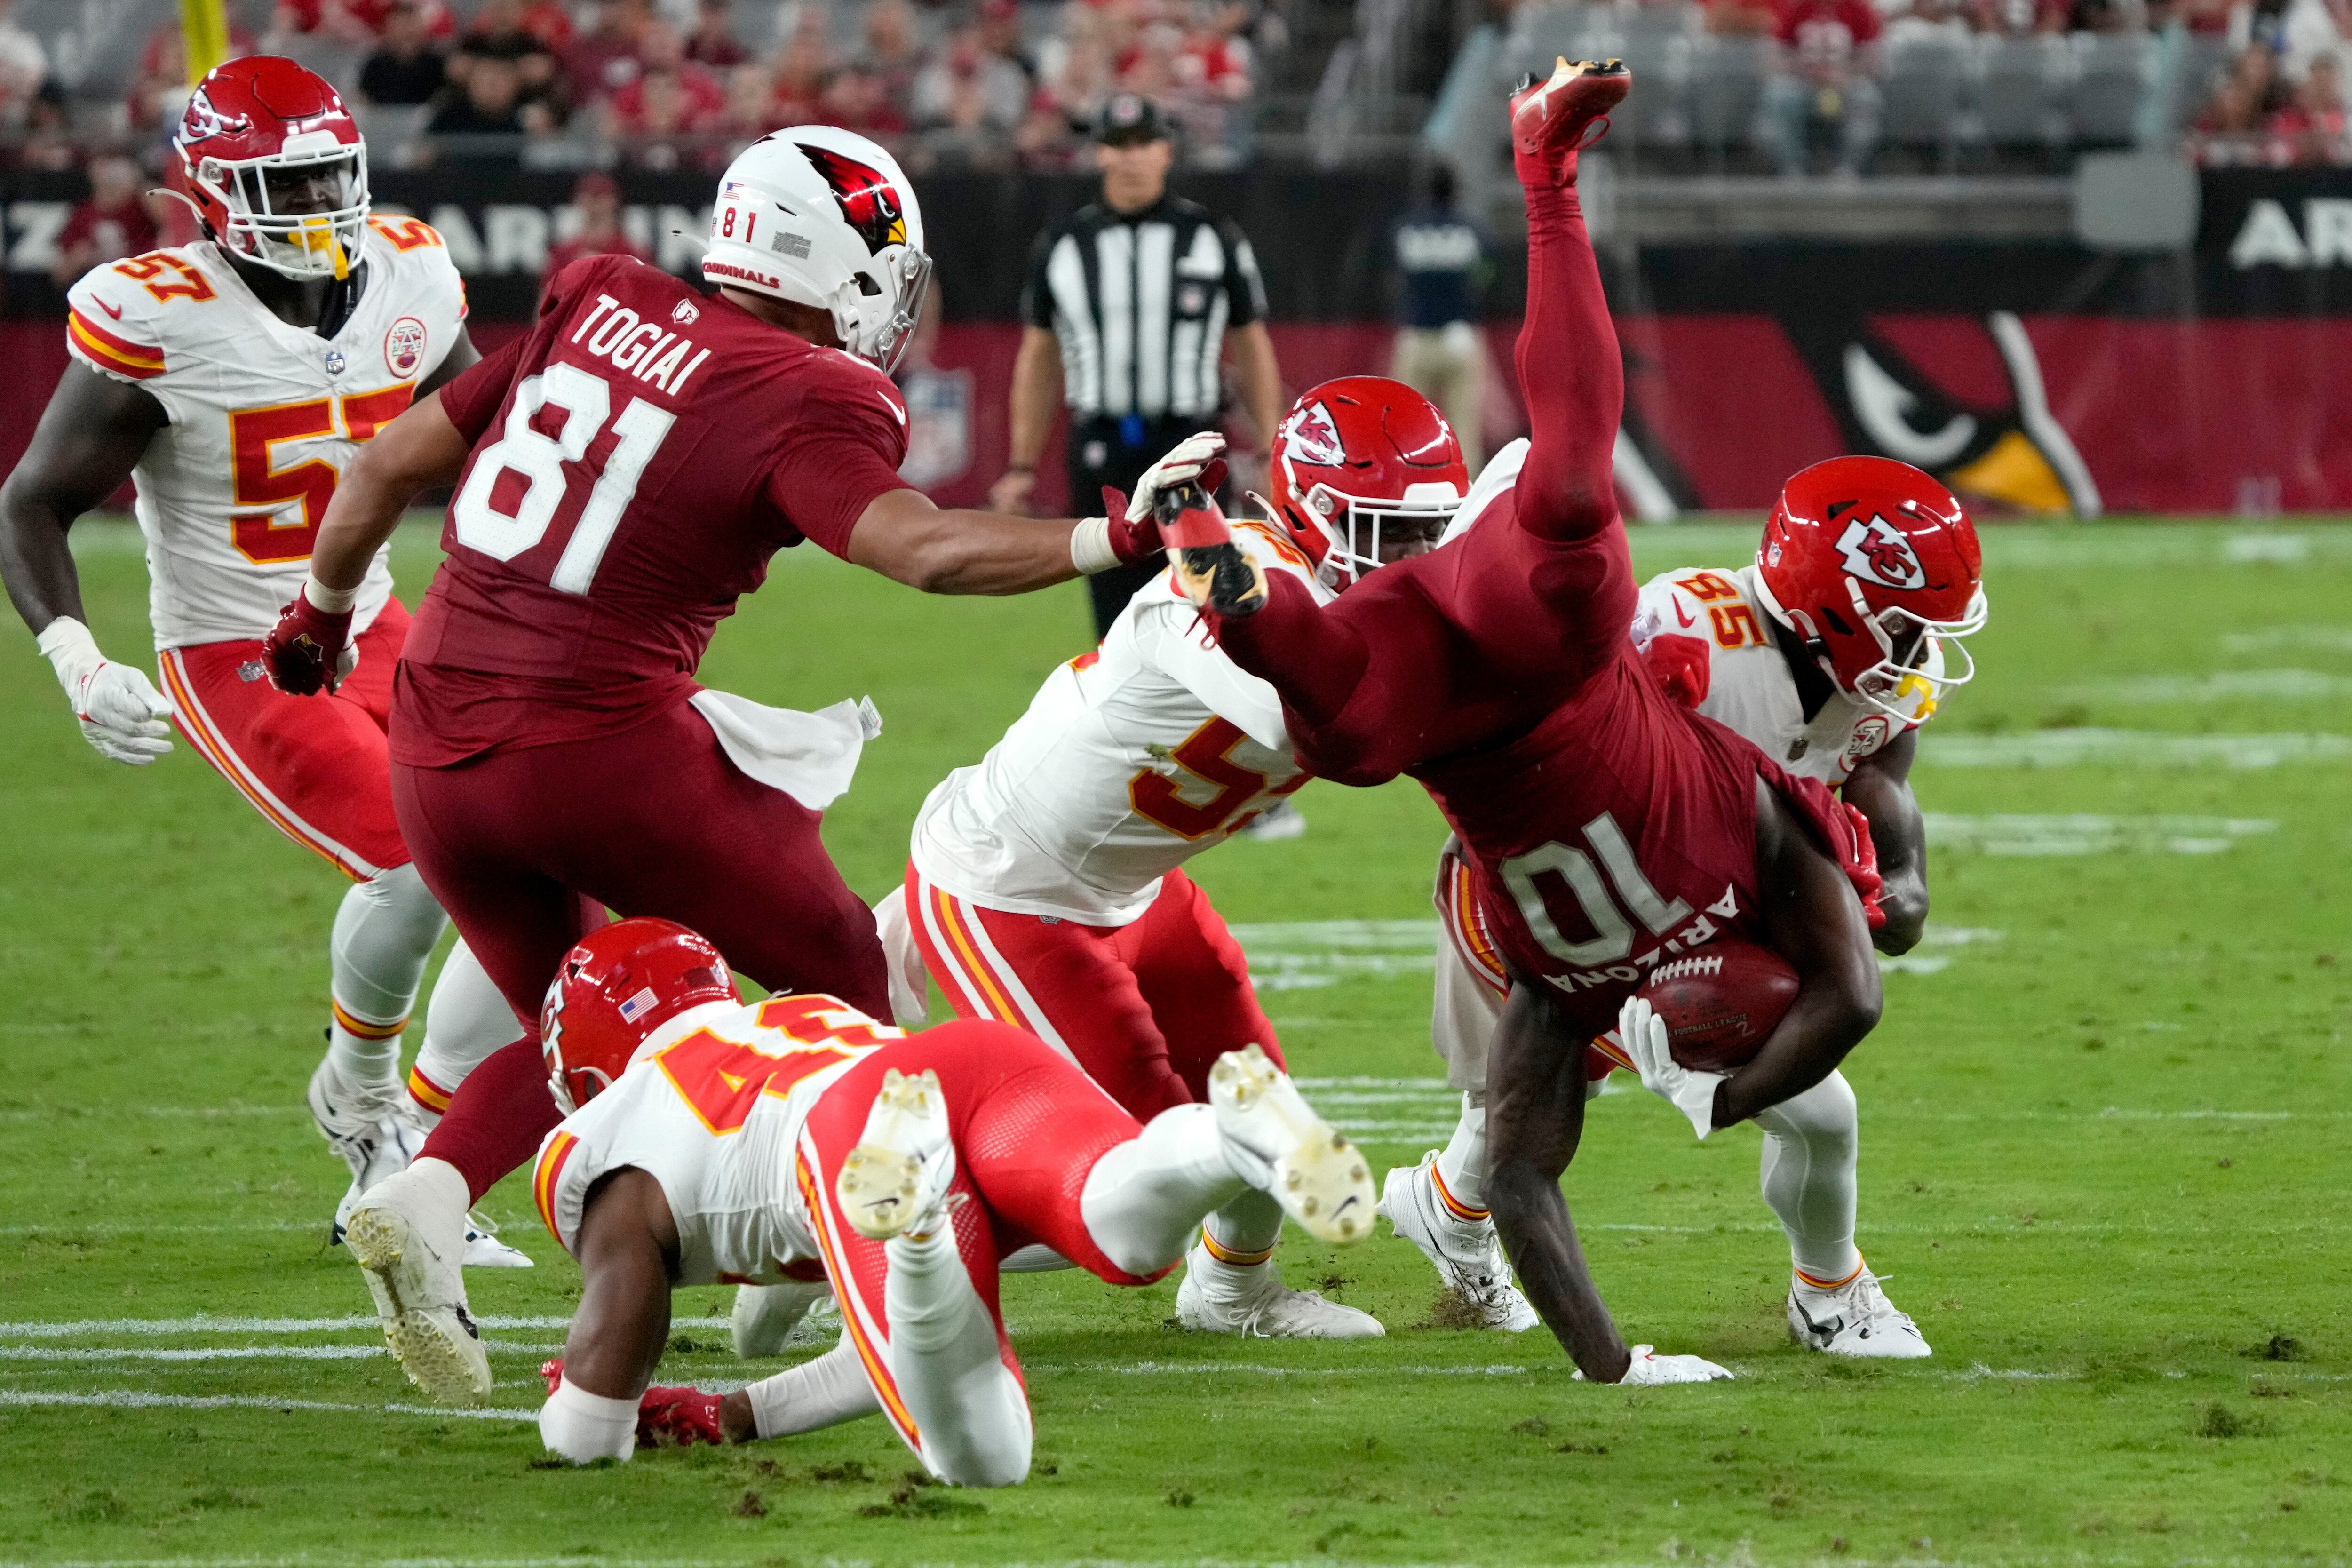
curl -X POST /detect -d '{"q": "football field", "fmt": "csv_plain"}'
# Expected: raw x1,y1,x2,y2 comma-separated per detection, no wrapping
1,517,2347,1568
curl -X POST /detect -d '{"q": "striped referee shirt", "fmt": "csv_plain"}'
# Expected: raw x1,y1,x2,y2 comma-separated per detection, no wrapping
1020,196,1268,423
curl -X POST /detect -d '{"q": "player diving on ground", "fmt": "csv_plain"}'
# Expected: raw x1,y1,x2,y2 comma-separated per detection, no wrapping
512,918,1375,1481
1164,59,1899,1384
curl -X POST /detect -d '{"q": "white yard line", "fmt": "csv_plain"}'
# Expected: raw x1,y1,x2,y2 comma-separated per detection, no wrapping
0,1315,727,1340
2067,669,2352,703
1923,812,2275,856
0,1344,564,1362
0,1388,539,1421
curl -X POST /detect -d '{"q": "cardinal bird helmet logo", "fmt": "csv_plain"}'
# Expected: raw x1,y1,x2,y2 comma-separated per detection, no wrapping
796,143,908,254
1834,514,1927,589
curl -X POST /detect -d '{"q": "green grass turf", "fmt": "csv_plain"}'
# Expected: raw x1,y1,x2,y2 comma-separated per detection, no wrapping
1,517,2348,1567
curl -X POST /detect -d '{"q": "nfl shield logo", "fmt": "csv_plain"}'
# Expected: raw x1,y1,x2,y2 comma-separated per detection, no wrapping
323,348,346,377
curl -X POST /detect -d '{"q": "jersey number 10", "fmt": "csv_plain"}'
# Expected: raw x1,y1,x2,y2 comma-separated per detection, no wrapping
451,362,677,594
1499,812,1694,968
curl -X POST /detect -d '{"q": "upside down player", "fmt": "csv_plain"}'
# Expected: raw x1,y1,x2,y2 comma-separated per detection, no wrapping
0,58,523,1255
887,378,1466,1339
1399,453,1984,1355
1174,60,1893,1385
266,127,1200,1399
523,919,1375,1480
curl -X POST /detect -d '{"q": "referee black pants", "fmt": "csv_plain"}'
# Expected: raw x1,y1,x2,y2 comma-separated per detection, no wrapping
1068,415,1204,638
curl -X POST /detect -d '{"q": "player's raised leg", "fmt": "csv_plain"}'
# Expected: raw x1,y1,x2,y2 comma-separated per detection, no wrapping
1756,1072,1929,1358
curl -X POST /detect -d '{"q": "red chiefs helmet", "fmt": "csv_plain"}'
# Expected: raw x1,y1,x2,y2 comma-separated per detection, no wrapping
540,918,740,1114
1753,456,1988,720
1260,377,1469,589
174,57,369,281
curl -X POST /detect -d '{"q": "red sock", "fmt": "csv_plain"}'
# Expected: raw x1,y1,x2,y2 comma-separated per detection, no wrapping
417,1035,558,1203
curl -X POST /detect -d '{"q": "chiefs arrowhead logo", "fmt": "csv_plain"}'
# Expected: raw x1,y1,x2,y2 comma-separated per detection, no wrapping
1282,400,1345,466
1835,514,1927,589
181,87,250,143
796,143,907,255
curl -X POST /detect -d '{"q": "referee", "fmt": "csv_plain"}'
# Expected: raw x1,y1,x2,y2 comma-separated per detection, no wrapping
990,93,1285,635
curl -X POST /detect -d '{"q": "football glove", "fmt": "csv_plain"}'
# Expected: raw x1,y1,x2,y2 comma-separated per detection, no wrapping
36,617,173,766
539,1359,730,1447
1843,801,1887,931
1576,1344,1734,1385
1126,431,1230,524
261,580,358,696
1617,995,1726,1141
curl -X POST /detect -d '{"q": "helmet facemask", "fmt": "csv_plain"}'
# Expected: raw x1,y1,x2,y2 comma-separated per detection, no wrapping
196,137,369,280
1271,479,1461,589
852,244,933,376
1755,571,1987,722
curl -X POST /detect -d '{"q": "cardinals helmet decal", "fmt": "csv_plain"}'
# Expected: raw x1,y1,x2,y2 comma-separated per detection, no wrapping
797,143,908,254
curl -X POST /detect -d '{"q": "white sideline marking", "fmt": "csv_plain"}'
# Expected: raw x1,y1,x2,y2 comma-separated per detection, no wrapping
0,1388,539,1422
1923,812,2275,856
1924,728,2352,770
2069,669,2352,703
0,1314,725,1340
2222,624,2352,653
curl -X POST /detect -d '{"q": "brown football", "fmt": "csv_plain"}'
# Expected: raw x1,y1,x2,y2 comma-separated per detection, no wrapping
1636,940,1800,1073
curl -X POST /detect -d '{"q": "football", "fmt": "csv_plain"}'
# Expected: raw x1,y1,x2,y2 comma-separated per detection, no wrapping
1636,940,1801,1073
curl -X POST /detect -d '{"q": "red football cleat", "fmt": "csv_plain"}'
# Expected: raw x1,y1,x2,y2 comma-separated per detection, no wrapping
1510,57,1631,183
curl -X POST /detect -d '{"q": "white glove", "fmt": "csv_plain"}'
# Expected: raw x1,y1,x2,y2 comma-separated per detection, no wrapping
36,617,173,766
1125,430,1228,523
1617,995,1726,1141
1606,1345,1735,1385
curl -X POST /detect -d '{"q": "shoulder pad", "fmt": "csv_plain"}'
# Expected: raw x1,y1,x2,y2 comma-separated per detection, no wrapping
65,256,199,382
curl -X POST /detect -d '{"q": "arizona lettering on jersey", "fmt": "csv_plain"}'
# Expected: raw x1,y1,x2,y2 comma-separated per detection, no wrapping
530,993,898,1279
393,253,913,766
910,521,1326,923
1630,565,1942,785
63,221,467,649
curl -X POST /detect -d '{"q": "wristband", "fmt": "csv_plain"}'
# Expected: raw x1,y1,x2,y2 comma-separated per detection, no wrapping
34,616,103,697
1068,516,1121,576
303,575,358,614
538,1376,638,1464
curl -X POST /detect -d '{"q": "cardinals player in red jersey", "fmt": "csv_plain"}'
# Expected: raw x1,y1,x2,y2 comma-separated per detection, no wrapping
1175,61,1893,1385
511,919,1373,1471
1400,454,1984,1354
0,58,532,1260
264,126,1197,1400
887,376,1464,1338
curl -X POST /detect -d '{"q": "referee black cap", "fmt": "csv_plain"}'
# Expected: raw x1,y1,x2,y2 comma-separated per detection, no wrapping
1095,93,1169,145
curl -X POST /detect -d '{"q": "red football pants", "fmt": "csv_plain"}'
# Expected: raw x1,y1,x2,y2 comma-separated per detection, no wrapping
795,1022,1148,1459
905,863,1281,1120
394,699,890,1198
158,600,415,881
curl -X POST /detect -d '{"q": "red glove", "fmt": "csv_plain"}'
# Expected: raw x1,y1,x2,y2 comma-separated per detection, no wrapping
1841,802,1887,931
538,1357,728,1447
261,587,355,696
1638,633,1713,709
635,1384,729,1448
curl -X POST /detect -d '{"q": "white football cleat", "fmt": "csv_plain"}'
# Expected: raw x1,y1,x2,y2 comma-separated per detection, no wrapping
1207,1045,1375,1244
835,1068,957,1241
1787,1267,1932,1359
731,1279,833,1358
1174,1236,1384,1338
461,1213,532,1270
312,1060,422,1247
343,1161,491,1402
1377,1154,1538,1331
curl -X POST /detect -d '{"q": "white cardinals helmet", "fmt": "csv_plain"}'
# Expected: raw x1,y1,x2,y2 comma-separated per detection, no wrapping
703,127,931,374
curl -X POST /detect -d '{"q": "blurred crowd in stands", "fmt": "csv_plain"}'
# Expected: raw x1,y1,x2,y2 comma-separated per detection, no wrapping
0,0,1270,175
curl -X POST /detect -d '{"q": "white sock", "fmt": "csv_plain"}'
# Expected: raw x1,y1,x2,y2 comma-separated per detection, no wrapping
1754,1069,1863,1288
406,939,523,1122
1198,1186,1283,1281
1434,1091,1490,1218
1078,1104,1252,1277
883,1228,1032,1487
326,863,447,1096
746,1336,883,1438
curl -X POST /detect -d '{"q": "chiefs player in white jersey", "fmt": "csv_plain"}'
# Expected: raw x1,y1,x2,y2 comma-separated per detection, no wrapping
490,918,1372,1478
0,58,520,1256
890,378,1466,1338
1390,450,1984,1354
